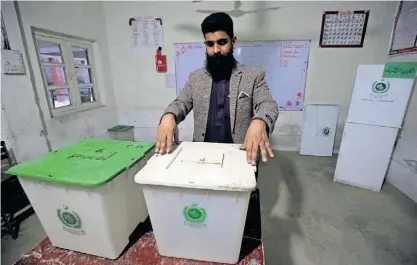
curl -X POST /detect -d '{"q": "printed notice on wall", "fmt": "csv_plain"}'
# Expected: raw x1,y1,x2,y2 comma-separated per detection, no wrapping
131,16,164,48
389,1,417,55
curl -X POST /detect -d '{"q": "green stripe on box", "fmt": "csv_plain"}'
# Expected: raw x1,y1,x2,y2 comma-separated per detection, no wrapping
383,62,417,79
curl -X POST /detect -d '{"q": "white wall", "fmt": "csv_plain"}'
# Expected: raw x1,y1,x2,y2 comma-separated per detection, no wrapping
102,1,399,151
1,1,118,162
1,1,407,161
1,1,50,161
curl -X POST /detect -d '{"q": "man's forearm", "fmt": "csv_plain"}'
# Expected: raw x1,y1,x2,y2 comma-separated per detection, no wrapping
162,104,184,124
160,112,177,124
252,117,270,136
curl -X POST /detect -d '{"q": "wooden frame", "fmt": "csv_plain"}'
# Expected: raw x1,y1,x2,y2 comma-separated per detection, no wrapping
319,10,369,48
32,30,100,117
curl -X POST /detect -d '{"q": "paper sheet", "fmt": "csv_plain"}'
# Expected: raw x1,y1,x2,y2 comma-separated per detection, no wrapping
131,16,164,48
389,1,417,55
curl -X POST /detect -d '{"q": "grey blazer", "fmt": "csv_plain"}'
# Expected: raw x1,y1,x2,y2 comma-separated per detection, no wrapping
163,63,279,144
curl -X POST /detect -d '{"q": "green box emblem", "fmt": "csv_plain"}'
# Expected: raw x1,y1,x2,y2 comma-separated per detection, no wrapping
183,203,207,227
57,205,86,236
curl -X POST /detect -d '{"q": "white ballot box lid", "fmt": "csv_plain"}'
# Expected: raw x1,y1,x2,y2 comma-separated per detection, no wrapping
135,142,257,192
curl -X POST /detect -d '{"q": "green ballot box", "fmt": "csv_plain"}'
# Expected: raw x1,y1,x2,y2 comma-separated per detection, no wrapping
8,138,154,259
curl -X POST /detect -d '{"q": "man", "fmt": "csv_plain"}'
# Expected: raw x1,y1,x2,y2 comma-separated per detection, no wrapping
156,12,278,166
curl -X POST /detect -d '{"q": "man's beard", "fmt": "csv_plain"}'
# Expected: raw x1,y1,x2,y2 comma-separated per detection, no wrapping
205,49,236,81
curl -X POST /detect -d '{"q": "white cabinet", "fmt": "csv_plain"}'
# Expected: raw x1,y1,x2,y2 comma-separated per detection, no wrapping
334,122,398,192
300,104,339,156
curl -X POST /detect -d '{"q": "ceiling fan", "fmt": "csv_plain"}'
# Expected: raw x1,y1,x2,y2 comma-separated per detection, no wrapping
176,1,281,39
194,0,280,18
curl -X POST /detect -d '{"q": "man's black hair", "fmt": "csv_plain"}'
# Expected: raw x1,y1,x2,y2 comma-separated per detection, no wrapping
201,12,234,39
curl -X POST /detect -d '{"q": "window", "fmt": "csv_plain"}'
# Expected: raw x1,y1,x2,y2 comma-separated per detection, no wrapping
34,30,99,116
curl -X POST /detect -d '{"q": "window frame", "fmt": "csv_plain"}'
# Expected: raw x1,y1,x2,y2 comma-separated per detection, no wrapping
33,30,101,117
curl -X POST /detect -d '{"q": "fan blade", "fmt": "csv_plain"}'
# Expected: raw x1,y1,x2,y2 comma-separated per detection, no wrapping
234,0,242,10
243,7,281,14
196,9,225,14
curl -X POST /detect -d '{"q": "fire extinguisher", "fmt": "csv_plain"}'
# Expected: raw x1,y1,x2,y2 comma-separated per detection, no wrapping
155,47,167,73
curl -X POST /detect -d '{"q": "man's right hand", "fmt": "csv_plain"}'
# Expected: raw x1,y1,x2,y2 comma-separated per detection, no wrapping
155,113,179,154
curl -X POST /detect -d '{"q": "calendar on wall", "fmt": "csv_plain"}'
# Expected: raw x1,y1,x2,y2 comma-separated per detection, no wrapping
319,10,369,48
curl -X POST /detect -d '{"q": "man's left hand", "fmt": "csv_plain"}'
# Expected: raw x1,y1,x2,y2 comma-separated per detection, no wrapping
241,119,274,165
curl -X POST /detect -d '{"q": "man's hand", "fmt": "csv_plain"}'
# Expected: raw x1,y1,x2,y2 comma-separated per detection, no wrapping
155,114,179,154
241,119,274,165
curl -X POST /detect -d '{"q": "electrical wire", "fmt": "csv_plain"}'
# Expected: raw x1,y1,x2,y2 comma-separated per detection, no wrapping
1,13,11,50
